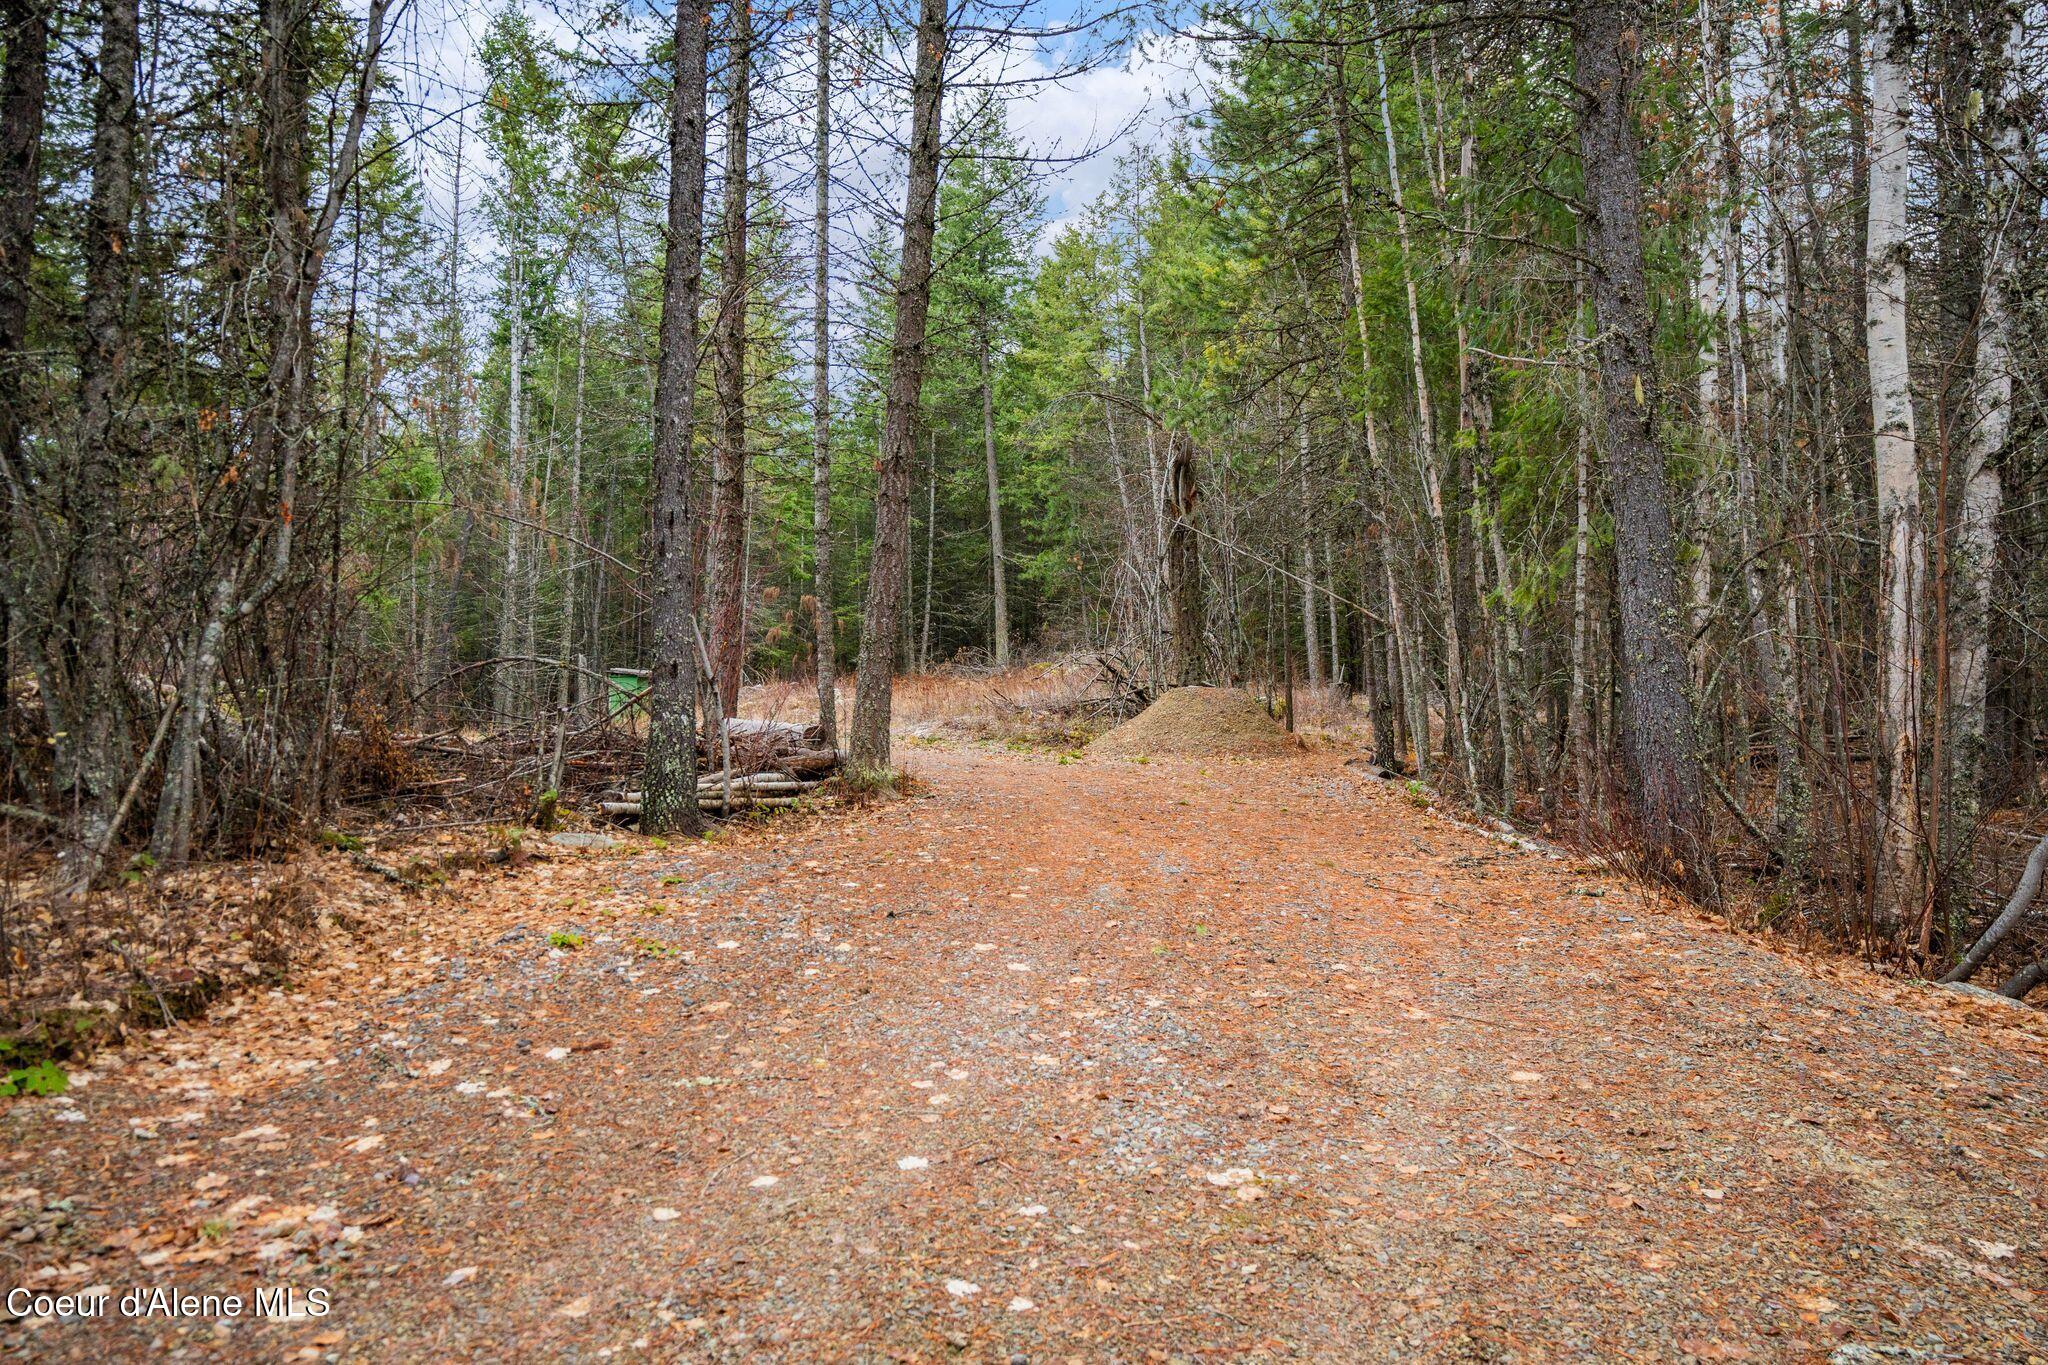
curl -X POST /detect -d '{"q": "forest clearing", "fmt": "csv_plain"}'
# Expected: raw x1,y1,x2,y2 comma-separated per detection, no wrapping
5,734,2046,1359
3,0,2048,1352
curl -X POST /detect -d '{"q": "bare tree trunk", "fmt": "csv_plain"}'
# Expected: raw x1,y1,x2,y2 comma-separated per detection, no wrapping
0,0,49,752
1943,1,2020,925
56,0,142,873
847,0,947,772
1574,0,1715,901
640,0,711,835
1388,559,1428,781
980,315,1009,667
1866,0,1925,937
810,0,837,748
1372,13,1471,794
1164,429,1204,686
708,0,752,716
1323,532,1342,689
1327,59,1398,768
1571,341,1595,832
0,0,45,480
429,118,466,717
1297,423,1322,691
560,302,587,724
493,257,527,720
919,440,935,670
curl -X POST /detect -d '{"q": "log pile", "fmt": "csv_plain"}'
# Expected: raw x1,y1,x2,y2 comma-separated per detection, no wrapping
600,719,841,819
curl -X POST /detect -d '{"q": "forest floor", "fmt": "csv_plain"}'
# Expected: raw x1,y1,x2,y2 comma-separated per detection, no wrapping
5,742,2047,1362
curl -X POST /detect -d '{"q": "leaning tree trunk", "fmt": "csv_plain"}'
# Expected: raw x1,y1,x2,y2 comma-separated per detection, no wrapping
810,0,837,748
708,0,753,717
1573,0,1715,902
640,0,712,835
1867,0,1925,940
846,0,947,773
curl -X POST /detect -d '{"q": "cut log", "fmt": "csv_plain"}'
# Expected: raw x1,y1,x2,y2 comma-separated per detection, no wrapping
602,795,813,817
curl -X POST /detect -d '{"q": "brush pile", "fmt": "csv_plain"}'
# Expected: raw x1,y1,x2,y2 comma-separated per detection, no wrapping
599,719,841,819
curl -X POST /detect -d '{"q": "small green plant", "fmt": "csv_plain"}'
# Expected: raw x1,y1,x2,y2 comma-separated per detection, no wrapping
0,1062,69,1097
841,764,899,796
199,1219,231,1244
1404,779,1430,809
547,930,584,950
318,829,365,852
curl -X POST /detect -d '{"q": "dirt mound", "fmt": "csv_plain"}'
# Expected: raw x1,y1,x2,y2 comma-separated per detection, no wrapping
1088,686,1298,758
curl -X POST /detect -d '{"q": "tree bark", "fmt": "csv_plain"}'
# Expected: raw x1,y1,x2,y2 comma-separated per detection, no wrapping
0,0,44,481
847,0,947,772
1164,428,1204,686
1943,1,2020,923
980,314,1010,667
1296,423,1322,691
561,302,588,725
708,0,752,716
1327,60,1398,769
1867,0,1925,936
811,0,837,748
1573,0,1715,901
1372,14,1471,794
0,0,49,750
493,256,528,721
641,0,712,835
59,0,141,871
